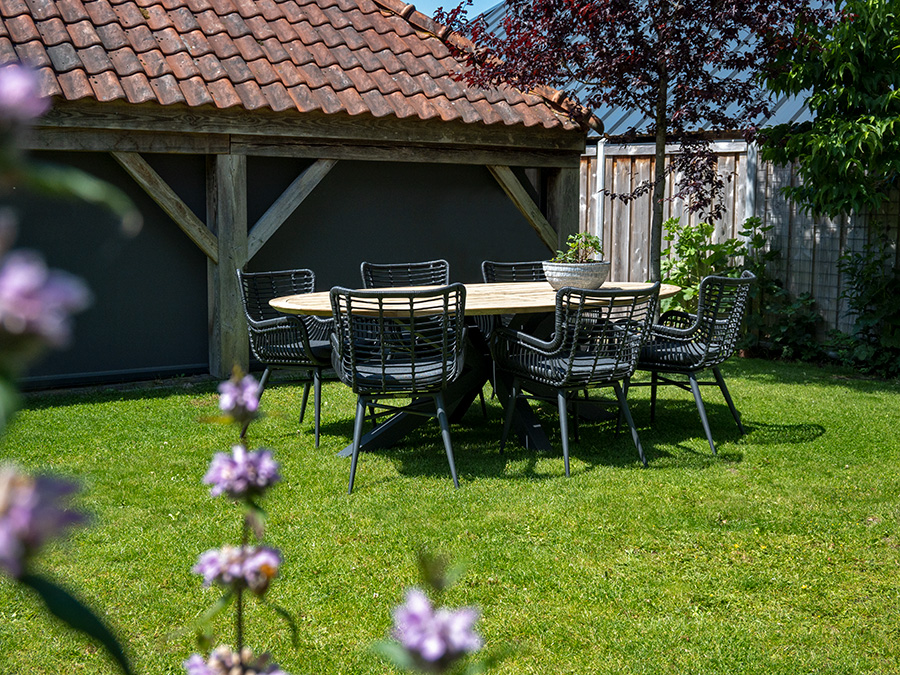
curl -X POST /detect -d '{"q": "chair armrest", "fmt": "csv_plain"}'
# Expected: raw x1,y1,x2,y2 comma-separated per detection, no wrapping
651,310,698,338
492,325,555,352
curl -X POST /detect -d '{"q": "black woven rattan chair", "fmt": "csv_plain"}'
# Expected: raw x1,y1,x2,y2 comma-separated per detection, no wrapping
631,270,755,455
360,259,450,288
479,260,550,394
481,260,547,284
492,283,660,473
236,268,333,446
329,283,467,493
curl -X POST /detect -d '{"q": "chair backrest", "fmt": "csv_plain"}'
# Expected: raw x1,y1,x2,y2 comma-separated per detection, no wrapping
360,259,450,288
481,260,547,283
695,270,756,364
330,284,466,396
549,284,660,387
237,268,316,322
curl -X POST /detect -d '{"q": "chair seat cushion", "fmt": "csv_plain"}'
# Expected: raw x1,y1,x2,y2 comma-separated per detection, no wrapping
501,353,630,386
638,340,719,370
354,357,449,392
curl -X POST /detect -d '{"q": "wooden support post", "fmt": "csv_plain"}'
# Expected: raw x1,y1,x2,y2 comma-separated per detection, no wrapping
488,165,556,251
547,167,580,252
207,154,249,379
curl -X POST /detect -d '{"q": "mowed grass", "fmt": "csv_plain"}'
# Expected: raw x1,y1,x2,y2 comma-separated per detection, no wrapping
1,357,899,674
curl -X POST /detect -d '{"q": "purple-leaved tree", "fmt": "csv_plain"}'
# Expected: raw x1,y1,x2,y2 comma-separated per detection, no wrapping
439,0,831,281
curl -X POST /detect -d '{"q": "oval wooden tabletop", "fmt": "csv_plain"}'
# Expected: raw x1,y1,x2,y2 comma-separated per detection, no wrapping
270,281,680,316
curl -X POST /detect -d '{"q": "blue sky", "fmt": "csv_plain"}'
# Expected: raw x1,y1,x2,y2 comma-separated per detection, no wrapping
412,0,497,20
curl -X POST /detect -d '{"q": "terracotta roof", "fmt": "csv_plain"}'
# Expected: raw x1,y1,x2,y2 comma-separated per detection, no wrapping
0,0,580,130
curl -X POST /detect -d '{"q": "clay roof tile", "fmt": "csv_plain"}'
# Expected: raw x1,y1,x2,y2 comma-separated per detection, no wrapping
5,14,40,42
256,0,284,21
82,0,117,26
206,76,241,107
219,53,252,83
46,42,80,71
94,22,128,49
137,48,172,77
271,58,302,86
124,24,156,51
77,44,114,73
166,49,200,78
143,5,174,30
246,57,278,85
177,75,213,105
111,2,147,28
13,39,50,66
149,72,185,104
119,70,155,102
233,78,267,108
108,46,142,74
66,20,102,48
206,32,238,58
24,0,61,20
231,0,260,20
57,67,93,98
34,64,62,95
180,29,212,56
88,68,125,100
219,12,249,38
193,10,225,35
1,0,31,18
0,36,17,61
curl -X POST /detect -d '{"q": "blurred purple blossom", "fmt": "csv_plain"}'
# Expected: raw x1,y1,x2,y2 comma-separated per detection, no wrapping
0,63,50,123
392,588,482,669
193,544,281,596
218,374,260,426
0,250,90,355
184,645,289,675
203,445,280,500
0,465,85,578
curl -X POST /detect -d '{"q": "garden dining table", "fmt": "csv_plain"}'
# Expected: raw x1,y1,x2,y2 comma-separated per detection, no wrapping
270,281,679,456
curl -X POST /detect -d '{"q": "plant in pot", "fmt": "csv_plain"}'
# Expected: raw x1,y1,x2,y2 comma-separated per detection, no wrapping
542,232,611,290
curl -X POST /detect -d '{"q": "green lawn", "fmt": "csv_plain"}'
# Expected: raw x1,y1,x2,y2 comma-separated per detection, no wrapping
1,358,899,674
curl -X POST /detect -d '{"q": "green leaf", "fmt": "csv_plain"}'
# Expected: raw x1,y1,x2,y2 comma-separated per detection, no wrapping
20,574,134,675
372,640,418,670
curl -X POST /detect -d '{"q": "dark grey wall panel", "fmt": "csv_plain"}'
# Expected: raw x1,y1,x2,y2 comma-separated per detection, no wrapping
248,161,551,288
9,151,209,387
5,154,552,387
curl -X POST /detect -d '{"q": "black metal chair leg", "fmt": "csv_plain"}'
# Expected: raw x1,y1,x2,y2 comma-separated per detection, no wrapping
615,377,629,435
348,397,367,494
298,381,311,425
313,369,322,448
713,366,745,434
241,368,272,439
613,381,647,467
688,373,717,455
435,393,459,489
499,378,519,452
478,387,488,418
557,389,570,477
649,371,658,422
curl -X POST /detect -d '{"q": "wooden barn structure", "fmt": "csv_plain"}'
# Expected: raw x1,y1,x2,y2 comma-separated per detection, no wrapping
0,0,588,386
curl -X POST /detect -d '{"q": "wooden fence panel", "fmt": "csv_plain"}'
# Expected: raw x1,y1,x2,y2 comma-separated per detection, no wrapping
580,143,900,333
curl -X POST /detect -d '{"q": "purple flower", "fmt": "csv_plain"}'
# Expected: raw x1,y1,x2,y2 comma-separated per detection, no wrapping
218,374,260,426
192,545,281,596
184,646,289,675
392,588,482,668
203,445,280,499
0,250,90,357
0,465,85,577
0,64,50,123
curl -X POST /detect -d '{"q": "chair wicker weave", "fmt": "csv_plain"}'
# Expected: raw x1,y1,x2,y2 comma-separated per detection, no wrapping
360,259,450,288
481,260,547,284
632,270,756,455
492,283,660,473
329,283,467,493
236,268,333,446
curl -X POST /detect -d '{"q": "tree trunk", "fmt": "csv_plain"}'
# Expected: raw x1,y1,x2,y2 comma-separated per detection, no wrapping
649,60,668,283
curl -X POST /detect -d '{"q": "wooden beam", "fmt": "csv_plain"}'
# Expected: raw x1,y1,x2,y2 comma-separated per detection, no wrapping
247,159,337,259
488,165,557,251
40,101,587,155
24,128,230,154
231,137,582,168
547,167,581,252
207,154,249,379
111,151,218,262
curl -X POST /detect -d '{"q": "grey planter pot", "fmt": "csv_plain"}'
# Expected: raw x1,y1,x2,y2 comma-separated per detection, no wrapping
542,261,611,290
